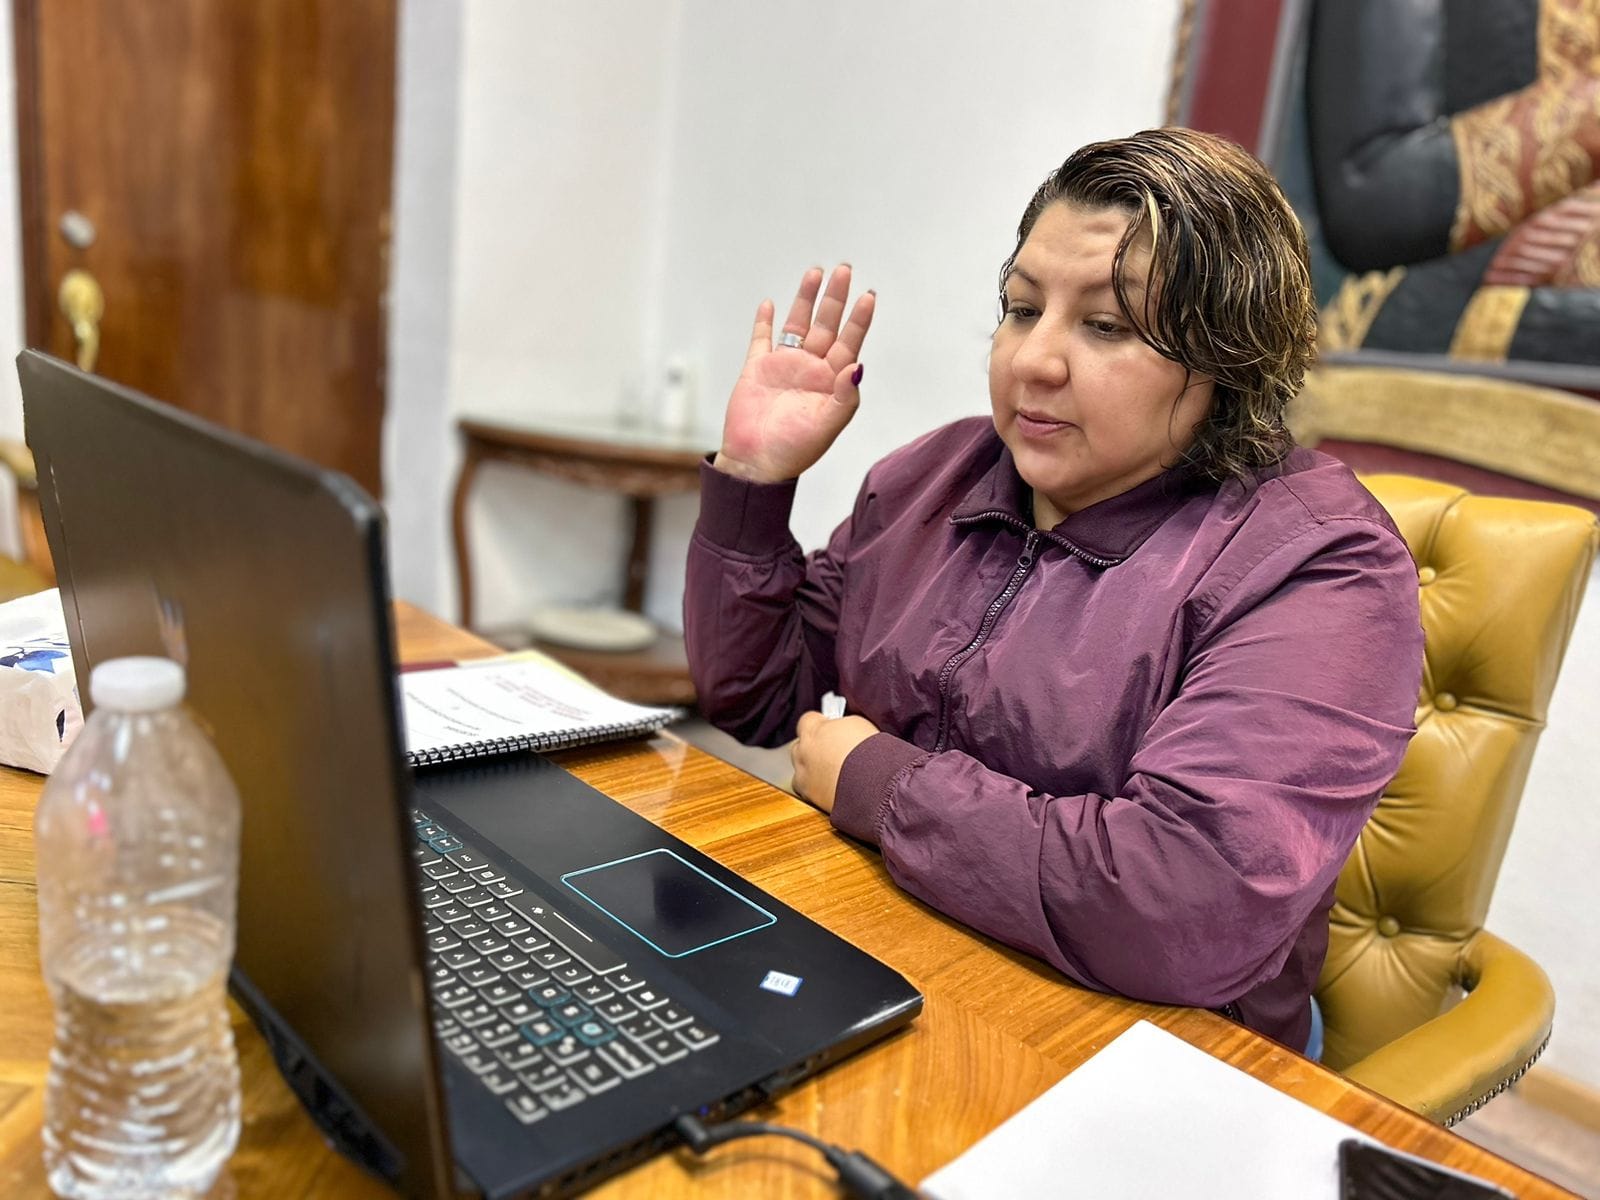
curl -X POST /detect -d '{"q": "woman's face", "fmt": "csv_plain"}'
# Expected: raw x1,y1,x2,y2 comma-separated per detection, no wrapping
989,202,1214,528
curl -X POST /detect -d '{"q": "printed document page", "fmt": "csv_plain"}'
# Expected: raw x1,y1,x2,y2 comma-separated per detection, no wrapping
401,657,673,755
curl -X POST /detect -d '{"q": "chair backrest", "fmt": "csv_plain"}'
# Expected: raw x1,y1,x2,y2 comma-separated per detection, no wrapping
1317,475,1598,1069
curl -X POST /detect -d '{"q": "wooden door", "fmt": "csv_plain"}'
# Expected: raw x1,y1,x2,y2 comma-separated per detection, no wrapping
13,0,396,497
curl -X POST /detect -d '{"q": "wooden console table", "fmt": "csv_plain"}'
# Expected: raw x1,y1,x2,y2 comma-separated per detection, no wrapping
450,415,709,703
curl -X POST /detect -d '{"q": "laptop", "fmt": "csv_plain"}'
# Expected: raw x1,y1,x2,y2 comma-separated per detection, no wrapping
19,350,923,1198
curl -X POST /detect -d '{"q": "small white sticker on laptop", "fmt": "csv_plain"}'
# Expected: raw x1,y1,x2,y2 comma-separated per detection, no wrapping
760,970,803,997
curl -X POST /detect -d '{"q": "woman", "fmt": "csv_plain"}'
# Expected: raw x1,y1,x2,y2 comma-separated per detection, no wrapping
683,127,1423,1054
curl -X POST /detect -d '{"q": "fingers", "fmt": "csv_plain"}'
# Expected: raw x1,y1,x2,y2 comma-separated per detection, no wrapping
777,265,871,355
803,265,852,356
745,299,775,363
779,268,825,344
791,712,822,803
825,290,876,374
771,264,872,386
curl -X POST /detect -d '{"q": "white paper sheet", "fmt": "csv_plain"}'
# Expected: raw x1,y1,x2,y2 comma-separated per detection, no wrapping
921,1020,1370,1200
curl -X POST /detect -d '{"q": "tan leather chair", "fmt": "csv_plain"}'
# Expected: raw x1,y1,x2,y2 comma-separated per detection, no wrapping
1316,475,1599,1125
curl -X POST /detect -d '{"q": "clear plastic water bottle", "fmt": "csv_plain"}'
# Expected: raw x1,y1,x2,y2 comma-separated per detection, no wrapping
35,657,242,1199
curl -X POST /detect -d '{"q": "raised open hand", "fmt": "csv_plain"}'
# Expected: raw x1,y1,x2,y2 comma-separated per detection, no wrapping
714,264,875,483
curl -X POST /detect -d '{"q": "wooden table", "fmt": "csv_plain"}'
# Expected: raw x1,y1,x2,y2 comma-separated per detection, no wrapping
0,604,1577,1198
450,416,707,704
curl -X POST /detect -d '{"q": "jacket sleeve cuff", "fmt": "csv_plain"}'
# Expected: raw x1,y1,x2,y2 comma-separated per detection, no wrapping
830,732,928,845
695,458,800,555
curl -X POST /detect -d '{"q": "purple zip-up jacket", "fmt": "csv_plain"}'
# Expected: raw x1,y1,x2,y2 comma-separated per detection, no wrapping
684,417,1423,1049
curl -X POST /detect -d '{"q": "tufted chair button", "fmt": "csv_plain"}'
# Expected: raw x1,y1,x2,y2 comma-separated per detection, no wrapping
1417,566,1437,586
1377,915,1402,938
1435,692,1458,712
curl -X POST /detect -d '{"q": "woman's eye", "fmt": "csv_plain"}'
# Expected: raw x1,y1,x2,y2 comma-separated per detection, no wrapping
1004,304,1039,322
1086,319,1128,339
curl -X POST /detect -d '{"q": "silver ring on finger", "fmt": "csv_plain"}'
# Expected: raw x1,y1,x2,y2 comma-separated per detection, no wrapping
777,331,805,349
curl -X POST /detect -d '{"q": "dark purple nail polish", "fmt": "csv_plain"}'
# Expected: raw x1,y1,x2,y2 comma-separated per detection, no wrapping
852,365,864,387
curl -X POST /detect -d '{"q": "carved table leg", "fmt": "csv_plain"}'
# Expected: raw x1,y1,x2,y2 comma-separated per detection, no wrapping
450,438,485,628
623,495,654,614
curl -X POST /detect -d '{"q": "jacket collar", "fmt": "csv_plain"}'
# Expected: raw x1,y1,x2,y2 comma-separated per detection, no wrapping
950,444,1209,564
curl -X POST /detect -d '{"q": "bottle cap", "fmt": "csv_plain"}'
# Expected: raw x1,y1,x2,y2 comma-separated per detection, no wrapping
89,657,187,712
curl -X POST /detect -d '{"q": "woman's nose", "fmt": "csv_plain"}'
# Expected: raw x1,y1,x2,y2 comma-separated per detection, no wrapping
1012,322,1070,387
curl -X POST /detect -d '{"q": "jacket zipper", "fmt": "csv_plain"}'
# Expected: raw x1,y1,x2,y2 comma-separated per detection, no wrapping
933,530,1041,753
950,510,1123,569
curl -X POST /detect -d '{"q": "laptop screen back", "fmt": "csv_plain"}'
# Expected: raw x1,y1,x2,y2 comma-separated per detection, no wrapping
19,351,455,1197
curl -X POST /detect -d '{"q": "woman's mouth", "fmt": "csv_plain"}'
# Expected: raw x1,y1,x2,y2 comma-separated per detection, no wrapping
1015,411,1074,438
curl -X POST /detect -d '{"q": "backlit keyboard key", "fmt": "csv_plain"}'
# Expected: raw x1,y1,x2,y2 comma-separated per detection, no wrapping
544,1034,590,1067
541,1080,587,1111
550,964,593,988
529,983,569,1007
635,1032,688,1065
505,1093,547,1125
630,987,668,1011
574,981,614,1006
455,1002,497,1028
500,999,541,1025
652,1004,693,1030
677,1023,720,1051
595,998,636,1024
573,1019,615,1047
474,1019,521,1049
479,981,520,1007
519,1017,563,1046
596,1039,653,1078
568,1058,621,1095
551,1001,592,1027
480,1068,520,1095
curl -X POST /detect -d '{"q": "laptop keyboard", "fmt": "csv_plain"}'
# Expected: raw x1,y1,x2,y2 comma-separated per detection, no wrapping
410,809,721,1127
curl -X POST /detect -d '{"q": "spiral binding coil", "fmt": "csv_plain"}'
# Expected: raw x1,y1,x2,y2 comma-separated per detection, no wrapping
406,712,681,769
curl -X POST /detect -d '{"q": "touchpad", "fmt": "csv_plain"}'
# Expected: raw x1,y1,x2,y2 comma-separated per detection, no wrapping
561,848,776,958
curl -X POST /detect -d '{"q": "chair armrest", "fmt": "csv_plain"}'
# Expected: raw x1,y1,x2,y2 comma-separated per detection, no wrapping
1340,930,1553,1125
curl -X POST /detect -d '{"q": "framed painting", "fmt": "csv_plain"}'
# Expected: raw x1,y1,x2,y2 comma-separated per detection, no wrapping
1168,0,1600,507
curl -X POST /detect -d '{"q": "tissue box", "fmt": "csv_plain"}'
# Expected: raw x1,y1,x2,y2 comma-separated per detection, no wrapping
0,589,83,773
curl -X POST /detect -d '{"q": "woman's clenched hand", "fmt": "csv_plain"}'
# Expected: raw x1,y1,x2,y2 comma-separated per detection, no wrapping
790,710,879,813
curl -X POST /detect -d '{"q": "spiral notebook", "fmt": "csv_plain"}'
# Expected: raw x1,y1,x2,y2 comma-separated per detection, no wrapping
399,652,681,767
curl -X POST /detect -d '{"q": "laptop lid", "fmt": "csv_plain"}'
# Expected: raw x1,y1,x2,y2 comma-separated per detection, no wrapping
22,350,925,1199
20,351,459,1198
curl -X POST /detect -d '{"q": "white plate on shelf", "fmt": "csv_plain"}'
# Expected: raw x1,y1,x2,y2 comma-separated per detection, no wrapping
526,605,658,653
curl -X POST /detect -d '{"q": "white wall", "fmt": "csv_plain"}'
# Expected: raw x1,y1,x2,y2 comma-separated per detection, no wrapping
384,0,464,608
1490,567,1600,1085
427,0,683,630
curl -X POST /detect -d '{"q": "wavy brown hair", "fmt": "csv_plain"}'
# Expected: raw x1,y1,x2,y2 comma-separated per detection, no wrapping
999,127,1316,484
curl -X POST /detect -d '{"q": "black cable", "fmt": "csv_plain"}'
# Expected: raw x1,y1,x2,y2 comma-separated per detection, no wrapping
672,1113,920,1200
